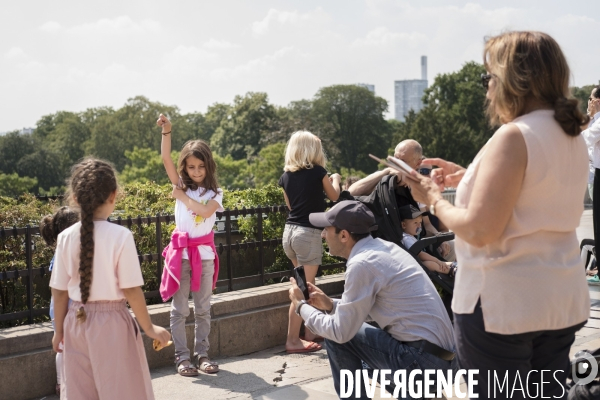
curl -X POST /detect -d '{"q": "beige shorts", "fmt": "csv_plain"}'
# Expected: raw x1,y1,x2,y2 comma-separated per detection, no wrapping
282,224,323,266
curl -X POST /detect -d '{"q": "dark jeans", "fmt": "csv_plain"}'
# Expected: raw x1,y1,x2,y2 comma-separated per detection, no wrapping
454,300,585,400
594,169,600,245
325,323,457,399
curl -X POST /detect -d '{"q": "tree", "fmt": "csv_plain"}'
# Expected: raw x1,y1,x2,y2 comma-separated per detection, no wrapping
264,100,318,146
214,154,252,190
311,85,392,172
182,112,213,143
211,93,277,160
203,103,231,139
395,62,495,167
120,147,175,185
16,149,65,192
249,142,286,188
84,96,189,171
0,131,36,175
0,173,37,197
34,111,90,174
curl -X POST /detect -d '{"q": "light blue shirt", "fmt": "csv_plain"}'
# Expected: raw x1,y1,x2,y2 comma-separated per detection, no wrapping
300,236,455,351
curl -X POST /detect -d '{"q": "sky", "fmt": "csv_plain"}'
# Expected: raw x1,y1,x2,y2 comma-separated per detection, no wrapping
2,0,599,132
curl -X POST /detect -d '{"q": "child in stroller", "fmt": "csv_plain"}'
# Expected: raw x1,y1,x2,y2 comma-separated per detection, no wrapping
400,205,457,278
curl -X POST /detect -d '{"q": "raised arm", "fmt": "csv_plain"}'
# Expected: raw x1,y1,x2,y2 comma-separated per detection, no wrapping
323,173,341,201
157,114,180,186
583,118,600,148
348,168,391,196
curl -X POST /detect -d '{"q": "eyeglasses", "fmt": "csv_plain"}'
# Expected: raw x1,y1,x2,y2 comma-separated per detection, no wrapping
481,74,492,90
418,167,431,176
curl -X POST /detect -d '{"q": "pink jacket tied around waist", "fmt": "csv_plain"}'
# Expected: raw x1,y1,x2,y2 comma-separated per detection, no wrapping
160,229,220,302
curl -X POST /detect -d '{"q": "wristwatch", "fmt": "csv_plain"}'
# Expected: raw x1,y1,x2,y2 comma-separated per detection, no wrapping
295,300,308,316
430,198,444,216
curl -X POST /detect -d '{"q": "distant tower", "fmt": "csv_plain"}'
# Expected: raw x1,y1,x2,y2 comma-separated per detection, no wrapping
394,57,429,121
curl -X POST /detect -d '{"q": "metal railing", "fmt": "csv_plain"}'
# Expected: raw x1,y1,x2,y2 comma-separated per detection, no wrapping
0,190,459,326
0,205,345,325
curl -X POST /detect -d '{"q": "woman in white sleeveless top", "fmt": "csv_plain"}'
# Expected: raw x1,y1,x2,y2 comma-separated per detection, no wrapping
408,31,590,399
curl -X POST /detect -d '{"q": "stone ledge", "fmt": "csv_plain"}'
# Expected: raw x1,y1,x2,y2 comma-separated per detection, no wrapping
0,273,344,400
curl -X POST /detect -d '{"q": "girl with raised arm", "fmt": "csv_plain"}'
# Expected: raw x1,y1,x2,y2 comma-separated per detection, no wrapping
157,114,223,376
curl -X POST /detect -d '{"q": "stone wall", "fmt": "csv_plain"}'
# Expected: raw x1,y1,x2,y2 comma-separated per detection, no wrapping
0,274,345,400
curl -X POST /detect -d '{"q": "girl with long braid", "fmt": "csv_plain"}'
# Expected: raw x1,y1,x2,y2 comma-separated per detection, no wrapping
50,158,170,399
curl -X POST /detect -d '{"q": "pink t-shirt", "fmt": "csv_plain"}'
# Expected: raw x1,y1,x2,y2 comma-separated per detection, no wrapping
50,221,144,302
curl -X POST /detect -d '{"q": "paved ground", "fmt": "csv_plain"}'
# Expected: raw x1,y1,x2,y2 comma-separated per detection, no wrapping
40,210,597,400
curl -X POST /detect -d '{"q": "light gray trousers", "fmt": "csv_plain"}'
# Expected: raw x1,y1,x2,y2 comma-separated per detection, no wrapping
170,259,214,364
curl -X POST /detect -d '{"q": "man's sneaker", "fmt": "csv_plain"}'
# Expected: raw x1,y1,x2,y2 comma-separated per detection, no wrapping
587,275,600,285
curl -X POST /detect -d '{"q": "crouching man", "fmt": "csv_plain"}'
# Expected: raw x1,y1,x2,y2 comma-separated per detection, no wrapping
289,200,457,399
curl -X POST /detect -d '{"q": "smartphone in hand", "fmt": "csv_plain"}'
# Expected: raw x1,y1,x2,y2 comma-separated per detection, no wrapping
293,266,310,300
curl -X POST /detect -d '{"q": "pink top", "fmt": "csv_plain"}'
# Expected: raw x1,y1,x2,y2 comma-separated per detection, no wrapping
160,229,220,301
50,221,144,301
453,110,590,334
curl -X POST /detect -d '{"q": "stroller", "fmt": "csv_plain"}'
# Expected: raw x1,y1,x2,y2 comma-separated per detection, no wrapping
352,174,456,318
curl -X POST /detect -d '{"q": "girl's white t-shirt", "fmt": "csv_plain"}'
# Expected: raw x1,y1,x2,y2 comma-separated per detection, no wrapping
174,187,224,260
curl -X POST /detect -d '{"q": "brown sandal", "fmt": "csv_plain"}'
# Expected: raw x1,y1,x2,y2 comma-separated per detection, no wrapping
196,356,219,374
176,359,199,377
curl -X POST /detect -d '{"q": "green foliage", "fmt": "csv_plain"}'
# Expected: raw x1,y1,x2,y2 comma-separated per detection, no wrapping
311,85,392,172
16,148,65,192
249,142,286,188
83,96,188,171
34,111,90,173
0,173,38,197
115,181,175,216
210,92,277,160
0,195,60,325
16,63,558,194
120,147,176,185
222,184,289,276
0,131,36,175
214,154,252,190
338,167,367,181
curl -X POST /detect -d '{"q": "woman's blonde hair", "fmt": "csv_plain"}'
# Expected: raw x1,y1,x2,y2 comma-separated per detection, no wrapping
484,31,588,136
283,131,327,172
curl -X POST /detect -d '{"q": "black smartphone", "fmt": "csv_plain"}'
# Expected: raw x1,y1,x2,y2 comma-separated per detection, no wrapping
292,266,310,300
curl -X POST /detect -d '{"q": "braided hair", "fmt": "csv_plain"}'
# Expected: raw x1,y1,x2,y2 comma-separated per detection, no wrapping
67,158,118,322
39,206,79,246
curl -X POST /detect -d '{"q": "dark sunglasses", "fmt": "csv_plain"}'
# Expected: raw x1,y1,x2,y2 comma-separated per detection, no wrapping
418,167,431,176
481,73,492,90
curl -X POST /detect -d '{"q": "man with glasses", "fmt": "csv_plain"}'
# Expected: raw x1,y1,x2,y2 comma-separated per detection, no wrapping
348,139,455,261
583,85,600,284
